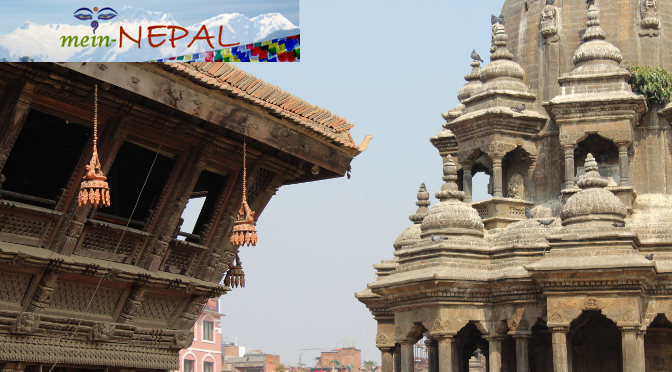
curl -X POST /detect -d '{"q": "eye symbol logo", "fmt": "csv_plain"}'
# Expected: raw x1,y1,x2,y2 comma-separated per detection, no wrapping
73,7,117,34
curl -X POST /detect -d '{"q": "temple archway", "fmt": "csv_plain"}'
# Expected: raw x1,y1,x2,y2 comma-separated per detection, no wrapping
575,134,620,185
569,310,622,372
644,313,672,371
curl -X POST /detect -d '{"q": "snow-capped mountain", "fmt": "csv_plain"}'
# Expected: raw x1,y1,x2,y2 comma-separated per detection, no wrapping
0,6,299,62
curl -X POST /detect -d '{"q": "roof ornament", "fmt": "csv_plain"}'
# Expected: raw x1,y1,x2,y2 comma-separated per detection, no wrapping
224,253,245,288
410,183,431,223
230,140,258,247
435,155,465,202
78,85,111,208
490,23,514,61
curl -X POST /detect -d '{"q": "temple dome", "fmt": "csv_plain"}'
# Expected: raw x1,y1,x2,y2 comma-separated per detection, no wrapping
457,60,483,102
572,5,623,66
420,155,484,237
479,23,527,92
560,154,627,225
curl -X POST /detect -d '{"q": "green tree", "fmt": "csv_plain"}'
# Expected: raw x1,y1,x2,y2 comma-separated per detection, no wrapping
362,361,378,371
0,58,8,62
275,363,286,372
19,56,34,62
626,65,672,107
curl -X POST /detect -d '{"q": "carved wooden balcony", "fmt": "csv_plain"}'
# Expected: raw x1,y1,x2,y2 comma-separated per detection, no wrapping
161,239,207,276
72,219,151,264
0,200,63,247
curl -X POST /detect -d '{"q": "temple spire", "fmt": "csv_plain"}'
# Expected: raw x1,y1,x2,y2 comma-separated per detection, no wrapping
490,23,514,61
435,155,465,202
410,183,431,223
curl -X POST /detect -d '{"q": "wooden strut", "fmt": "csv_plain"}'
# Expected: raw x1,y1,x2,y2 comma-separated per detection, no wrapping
78,85,110,207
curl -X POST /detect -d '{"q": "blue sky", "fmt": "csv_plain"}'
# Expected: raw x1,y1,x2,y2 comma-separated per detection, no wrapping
0,0,298,35
175,0,503,367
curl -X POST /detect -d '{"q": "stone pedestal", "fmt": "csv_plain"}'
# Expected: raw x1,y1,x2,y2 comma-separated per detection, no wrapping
471,197,535,229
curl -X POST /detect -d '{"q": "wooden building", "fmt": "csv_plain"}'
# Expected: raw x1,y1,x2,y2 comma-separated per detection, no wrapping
0,62,368,372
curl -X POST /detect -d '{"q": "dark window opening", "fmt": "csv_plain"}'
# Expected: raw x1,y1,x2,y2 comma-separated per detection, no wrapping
575,134,620,184
184,359,194,372
0,110,91,208
95,141,175,228
203,319,214,341
177,170,227,244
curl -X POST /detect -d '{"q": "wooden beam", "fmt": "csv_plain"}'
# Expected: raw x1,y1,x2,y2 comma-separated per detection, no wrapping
60,62,355,175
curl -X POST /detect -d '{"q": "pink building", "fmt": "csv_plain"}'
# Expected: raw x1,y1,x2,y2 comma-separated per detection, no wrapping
178,298,223,372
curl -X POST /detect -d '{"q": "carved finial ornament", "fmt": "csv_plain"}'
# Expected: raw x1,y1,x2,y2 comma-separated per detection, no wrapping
230,141,258,247
79,85,111,207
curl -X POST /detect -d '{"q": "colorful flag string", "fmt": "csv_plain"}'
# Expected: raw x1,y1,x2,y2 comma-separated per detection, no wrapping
149,34,300,63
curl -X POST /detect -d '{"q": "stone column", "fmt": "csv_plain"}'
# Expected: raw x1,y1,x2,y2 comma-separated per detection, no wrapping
400,342,415,372
551,327,569,372
492,155,504,198
395,345,401,372
621,327,644,372
562,145,577,190
527,159,536,202
380,347,395,372
425,338,438,372
463,163,473,203
637,331,646,372
486,335,505,372
513,334,531,372
452,338,466,372
436,336,453,372
566,332,573,372
618,144,630,186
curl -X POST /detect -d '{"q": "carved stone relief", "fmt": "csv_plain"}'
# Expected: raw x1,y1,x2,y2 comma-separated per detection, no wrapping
541,3,560,41
11,313,40,334
639,0,660,36
480,142,517,157
89,322,116,341
508,173,525,199
171,330,194,349
30,271,59,310
559,131,586,146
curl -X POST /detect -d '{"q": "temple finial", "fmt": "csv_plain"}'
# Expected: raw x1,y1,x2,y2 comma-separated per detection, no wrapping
435,155,465,202
410,183,431,223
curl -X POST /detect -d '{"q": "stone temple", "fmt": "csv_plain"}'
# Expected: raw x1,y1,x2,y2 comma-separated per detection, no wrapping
357,0,672,372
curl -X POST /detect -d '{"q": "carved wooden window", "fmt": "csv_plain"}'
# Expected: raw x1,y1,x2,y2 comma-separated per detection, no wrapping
95,141,175,228
184,359,195,372
1,110,91,208
204,361,214,372
203,319,214,341
177,170,227,244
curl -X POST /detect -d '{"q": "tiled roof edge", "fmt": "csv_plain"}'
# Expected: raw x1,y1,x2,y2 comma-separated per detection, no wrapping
161,62,359,150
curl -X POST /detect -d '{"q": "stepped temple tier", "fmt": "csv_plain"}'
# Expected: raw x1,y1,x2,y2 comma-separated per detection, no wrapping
357,1,672,372
0,62,368,372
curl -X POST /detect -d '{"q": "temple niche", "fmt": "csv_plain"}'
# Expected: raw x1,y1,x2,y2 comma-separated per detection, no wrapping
357,1,672,372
